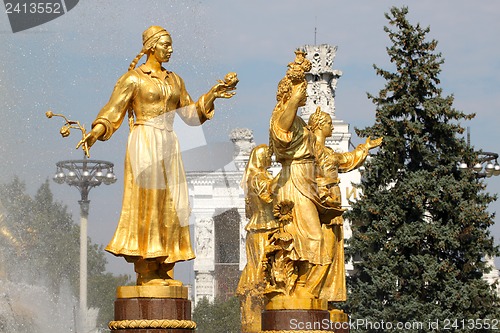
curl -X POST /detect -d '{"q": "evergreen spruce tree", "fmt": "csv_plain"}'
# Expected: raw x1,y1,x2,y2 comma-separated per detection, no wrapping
193,296,241,333
345,7,500,332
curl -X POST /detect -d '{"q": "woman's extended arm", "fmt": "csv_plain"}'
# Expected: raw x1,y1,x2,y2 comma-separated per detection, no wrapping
275,81,306,132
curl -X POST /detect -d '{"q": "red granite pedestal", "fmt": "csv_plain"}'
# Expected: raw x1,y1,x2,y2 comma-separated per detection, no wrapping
260,297,350,333
108,286,195,333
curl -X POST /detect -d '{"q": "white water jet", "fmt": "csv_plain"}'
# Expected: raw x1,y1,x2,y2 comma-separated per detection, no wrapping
0,277,99,332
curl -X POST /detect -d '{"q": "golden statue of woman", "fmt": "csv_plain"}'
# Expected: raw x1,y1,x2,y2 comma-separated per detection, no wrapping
308,106,382,209
308,106,382,302
236,144,278,333
269,51,337,298
78,26,237,286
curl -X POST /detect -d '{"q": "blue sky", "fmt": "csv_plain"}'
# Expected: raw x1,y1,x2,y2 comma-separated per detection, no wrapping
1,0,500,277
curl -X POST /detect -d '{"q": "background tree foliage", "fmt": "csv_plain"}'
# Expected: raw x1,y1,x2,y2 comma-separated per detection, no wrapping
192,296,240,333
0,177,130,329
345,6,500,332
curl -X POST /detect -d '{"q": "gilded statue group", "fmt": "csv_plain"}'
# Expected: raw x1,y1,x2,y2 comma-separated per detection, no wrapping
51,24,381,331
236,51,382,331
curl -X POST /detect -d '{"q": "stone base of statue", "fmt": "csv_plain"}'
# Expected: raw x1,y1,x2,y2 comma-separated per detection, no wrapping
108,285,196,333
260,296,349,332
328,308,350,333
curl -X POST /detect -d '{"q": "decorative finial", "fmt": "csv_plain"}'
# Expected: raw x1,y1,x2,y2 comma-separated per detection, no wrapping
45,110,90,157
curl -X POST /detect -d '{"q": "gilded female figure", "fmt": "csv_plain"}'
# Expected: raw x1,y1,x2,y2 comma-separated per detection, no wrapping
308,106,382,301
269,51,335,298
79,26,237,286
308,107,382,209
236,144,277,333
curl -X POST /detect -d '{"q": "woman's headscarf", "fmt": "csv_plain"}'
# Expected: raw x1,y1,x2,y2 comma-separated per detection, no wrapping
128,25,171,71
240,144,269,195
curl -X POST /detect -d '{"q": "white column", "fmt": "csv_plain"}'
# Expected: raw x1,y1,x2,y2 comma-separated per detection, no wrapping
239,208,248,271
194,217,215,272
194,272,216,305
78,200,89,333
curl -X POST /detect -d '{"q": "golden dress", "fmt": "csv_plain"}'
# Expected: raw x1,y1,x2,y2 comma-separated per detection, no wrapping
92,64,213,263
237,166,277,294
270,114,332,266
236,146,277,333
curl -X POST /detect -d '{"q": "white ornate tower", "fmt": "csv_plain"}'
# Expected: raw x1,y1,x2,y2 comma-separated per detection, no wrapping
299,44,342,123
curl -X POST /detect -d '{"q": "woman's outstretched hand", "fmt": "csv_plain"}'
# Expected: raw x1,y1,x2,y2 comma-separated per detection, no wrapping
76,124,106,157
211,72,239,99
365,136,383,150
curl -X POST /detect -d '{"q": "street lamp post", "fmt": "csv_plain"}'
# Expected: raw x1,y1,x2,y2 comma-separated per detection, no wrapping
458,128,500,179
458,152,500,178
53,157,116,333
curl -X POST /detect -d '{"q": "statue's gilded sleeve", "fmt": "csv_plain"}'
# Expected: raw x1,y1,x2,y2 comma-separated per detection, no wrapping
338,143,370,173
270,113,293,144
252,172,274,204
174,72,214,126
92,71,137,141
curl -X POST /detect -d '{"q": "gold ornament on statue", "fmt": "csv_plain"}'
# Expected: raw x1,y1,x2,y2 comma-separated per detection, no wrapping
45,110,90,157
218,72,239,89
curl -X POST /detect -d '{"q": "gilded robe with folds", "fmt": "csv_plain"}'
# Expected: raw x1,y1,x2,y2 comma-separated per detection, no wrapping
269,114,332,265
236,169,278,294
92,64,213,264
236,164,277,333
